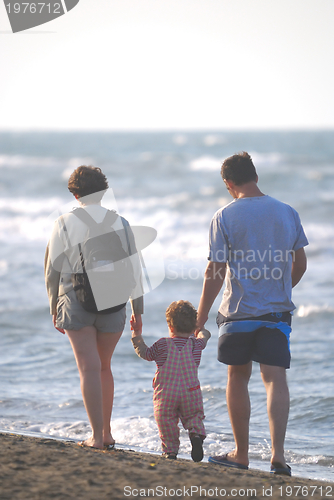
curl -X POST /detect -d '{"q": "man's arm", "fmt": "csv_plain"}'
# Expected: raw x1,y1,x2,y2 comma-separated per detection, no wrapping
291,247,307,287
197,261,226,331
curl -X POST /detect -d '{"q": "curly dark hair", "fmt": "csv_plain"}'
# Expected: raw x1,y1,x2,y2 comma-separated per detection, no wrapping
165,300,197,333
221,152,257,186
68,166,109,200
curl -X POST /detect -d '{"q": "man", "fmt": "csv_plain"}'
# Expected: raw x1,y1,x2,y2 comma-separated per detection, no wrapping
197,152,308,476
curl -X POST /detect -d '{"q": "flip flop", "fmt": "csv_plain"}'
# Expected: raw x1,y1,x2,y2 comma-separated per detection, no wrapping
103,443,115,451
78,441,103,450
162,452,177,460
208,453,249,470
270,462,291,476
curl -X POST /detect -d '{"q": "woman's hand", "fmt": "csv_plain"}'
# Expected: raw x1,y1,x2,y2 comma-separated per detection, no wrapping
53,314,65,334
130,313,142,337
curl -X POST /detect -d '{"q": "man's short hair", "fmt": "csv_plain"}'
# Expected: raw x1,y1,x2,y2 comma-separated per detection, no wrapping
221,152,257,185
165,300,197,333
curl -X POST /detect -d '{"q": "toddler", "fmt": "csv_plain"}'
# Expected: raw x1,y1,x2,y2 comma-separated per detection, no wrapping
131,300,210,461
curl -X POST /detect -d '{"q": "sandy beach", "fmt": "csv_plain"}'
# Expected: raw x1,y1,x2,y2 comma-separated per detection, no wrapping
0,432,332,500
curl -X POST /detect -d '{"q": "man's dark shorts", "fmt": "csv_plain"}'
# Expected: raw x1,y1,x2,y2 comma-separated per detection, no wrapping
217,312,292,369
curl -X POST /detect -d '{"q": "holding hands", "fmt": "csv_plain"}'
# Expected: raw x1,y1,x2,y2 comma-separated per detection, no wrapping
130,313,142,337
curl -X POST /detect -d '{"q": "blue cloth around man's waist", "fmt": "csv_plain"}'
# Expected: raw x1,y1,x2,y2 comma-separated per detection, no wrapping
218,312,292,349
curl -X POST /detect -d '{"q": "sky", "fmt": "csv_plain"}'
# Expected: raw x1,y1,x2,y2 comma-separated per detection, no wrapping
1,0,334,131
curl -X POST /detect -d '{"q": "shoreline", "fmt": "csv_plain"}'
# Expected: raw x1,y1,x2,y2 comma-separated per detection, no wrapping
1,433,333,500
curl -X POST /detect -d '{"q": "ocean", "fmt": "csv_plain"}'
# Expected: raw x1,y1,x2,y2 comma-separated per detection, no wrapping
0,130,333,482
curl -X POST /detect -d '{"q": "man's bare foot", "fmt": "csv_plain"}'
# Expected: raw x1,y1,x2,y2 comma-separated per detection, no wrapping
271,455,287,468
225,450,249,467
208,450,249,469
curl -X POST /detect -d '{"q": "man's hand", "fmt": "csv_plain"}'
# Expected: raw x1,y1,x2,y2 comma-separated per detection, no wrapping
53,314,65,334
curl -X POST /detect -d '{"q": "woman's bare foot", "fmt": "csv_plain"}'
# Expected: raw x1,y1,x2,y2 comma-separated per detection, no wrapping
79,436,104,449
103,433,116,448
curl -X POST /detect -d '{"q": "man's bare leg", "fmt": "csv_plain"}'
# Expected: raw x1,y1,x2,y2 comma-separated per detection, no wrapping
225,362,252,467
260,364,289,466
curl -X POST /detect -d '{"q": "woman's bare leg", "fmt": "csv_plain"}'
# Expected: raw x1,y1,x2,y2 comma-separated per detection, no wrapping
97,330,123,446
66,326,104,449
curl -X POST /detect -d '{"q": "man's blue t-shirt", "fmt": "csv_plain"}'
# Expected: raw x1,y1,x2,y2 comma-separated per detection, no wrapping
209,195,308,319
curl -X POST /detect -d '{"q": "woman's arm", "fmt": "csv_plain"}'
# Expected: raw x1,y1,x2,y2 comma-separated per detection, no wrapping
44,242,61,316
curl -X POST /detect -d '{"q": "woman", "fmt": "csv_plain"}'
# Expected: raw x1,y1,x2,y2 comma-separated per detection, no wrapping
45,165,143,449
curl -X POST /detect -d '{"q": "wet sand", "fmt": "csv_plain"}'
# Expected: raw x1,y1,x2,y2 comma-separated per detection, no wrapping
0,432,332,499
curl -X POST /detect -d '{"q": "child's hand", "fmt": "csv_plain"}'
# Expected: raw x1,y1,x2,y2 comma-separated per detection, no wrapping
130,314,142,337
